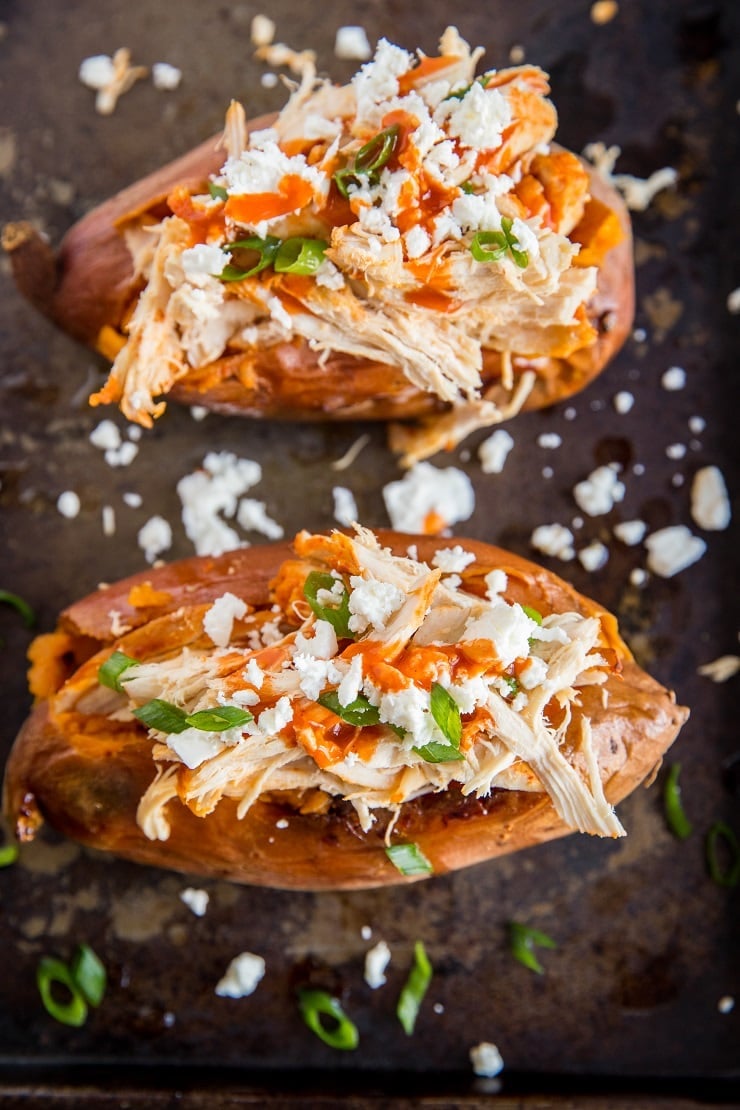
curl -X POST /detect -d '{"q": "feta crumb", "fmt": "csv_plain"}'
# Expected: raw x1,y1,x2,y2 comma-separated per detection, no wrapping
102,505,116,536
90,419,122,450
78,55,115,89
404,224,431,259
645,525,706,577
578,541,609,572
361,925,372,941
432,545,476,574
666,443,686,460
261,72,279,89
364,940,391,988
335,26,372,61
180,887,209,916
168,728,226,769
244,659,264,688
691,466,731,531
633,327,647,342
630,567,648,587
251,14,276,46
479,429,514,474
671,473,685,488
203,592,247,648
190,405,209,421
470,1041,504,1078
433,1002,445,1014
613,391,634,414
537,433,562,449
661,366,686,391
275,818,289,829
236,498,284,540
57,490,80,519
177,451,262,557
348,576,404,634
726,288,740,315
105,440,139,468
530,523,575,561
383,462,475,533
123,491,143,508
689,415,706,435
633,463,645,476
613,520,647,546
137,515,172,564
78,48,147,115
697,656,740,683
152,62,182,90
718,995,735,1014
573,465,625,516
485,569,507,598
542,466,554,479
332,486,358,527
257,697,293,737
564,407,577,421
294,619,338,660
215,952,266,998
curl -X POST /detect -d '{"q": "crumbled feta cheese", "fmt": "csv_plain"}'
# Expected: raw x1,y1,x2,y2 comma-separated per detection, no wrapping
137,515,172,564
727,288,740,315
294,653,341,700
123,491,143,508
79,55,115,89
251,14,276,47
485,569,507,598
102,505,116,536
564,406,577,421
57,490,80,519
573,465,625,516
294,619,338,660
181,243,231,284
435,80,511,151
688,415,706,435
332,486,358,527
334,26,372,61
190,405,209,421
215,952,266,998
470,1041,504,1078
177,451,263,557
463,600,538,668
633,463,645,476
364,940,391,989
530,524,575,561
661,366,686,391
718,995,736,1014
578,541,609,572
236,499,284,540
479,429,515,474
671,473,685,488
78,48,147,115
613,520,647,546
152,62,182,91
630,567,648,587
257,697,293,736
352,39,414,124
338,654,364,706
361,925,372,941
203,592,247,648
90,419,122,450
537,433,562,449
519,656,548,690
180,887,209,916
275,818,289,829
432,545,476,574
315,259,345,290
613,391,634,414
348,576,404,634
244,659,265,688
697,656,740,683
509,217,540,261
261,72,279,89
645,525,706,577
542,466,554,479
383,462,475,533
404,225,431,259
666,443,686,460
105,440,139,468
691,466,731,531
169,728,227,769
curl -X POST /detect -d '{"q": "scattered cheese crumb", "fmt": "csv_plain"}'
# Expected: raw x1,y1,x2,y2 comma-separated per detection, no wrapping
383,462,475,534
152,63,182,90
123,491,143,508
137,515,172,564
613,520,647,546
537,433,562,449
215,952,266,998
335,26,372,61
661,366,686,391
691,466,731,531
102,505,116,536
633,463,645,476
105,441,139,468
78,48,148,115
564,407,577,421
203,592,247,648
645,525,706,577
261,72,279,89
633,327,647,342
591,0,619,24
470,1041,504,1078
689,416,706,435
578,541,609,572
666,443,687,460
190,405,208,421
57,490,80,519
697,656,740,683
90,419,122,451
718,996,735,1014
180,887,209,916
177,451,271,557
530,524,575,561
333,486,358,527
251,14,276,47
479,428,514,474
726,288,740,315
613,391,634,414
573,465,625,516
275,818,289,829
542,466,554,479
364,940,391,988
432,545,476,573
361,925,372,941
630,567,648,587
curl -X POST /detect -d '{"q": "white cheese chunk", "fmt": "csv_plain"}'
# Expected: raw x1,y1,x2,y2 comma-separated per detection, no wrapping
661,366,686,391
463,601,537,668
691,466,731,531
364,940,391,988
294,619,338,660
334,26,372,61
432,545,476,573
578,541,609,572
470,1041,504,1078
573,465,625,516
152,63,182,91
168,728,226,769
478,429,514,474
137,515,172,564
537,433,562,449
203,592,247,648
613,390,634,414
180,887,209,916
57,491,81,519
332,486,358,527
645,525,706,577
530,523,575,561
90,419,122,450
383,462,475,533
215,952,266,998
348,576,405,634
613,520,647,546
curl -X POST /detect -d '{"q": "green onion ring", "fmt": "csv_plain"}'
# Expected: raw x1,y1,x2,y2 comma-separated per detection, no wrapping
509,921,557,974
396,940,432,1035
297,989,359,1050
0,590,35,628
0,843,19,868
706,822,740,887
663,763,693,840
37,957,88,1027
70,945,107,1007
274,237,328,275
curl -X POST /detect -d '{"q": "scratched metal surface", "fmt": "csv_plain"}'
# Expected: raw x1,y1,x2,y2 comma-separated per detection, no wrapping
0,0,738,1101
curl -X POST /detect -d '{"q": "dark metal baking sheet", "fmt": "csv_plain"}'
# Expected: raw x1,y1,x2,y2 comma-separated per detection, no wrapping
1,0,738,1102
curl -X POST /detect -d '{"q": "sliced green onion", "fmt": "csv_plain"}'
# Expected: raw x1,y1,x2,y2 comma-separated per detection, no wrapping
297,989,359,1050
706,822,740,888
303,571,353,639
0,843,19,867
663,763,693,841
69,945,106,1008
397,940,432,1035
220,235,281,280
445,74,491,101
185,706,253,731
460,180,477,194
274,237,328,275
501,216,529,268
98,650,139,693
208,181,228,201
318,690,379,727
429,682,462,747
509,922,557,974
413,740,463,763
354,125,400,176
503,675,519,695
37,957,88,1027
470,230,508,263
0,589,35,628
522,605,543,625
386,842,433,877
133,698,188,734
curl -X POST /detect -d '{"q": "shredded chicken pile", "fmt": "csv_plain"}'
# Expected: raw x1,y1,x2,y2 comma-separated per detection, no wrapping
93,28,619,458
83,527,625,842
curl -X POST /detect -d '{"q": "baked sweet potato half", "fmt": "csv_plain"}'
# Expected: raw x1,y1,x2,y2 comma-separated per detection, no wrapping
4,527,687,890
3,29,633,463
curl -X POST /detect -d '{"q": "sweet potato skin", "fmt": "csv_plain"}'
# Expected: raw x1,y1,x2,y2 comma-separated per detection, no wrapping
3,123,634,425
3,533,687,890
